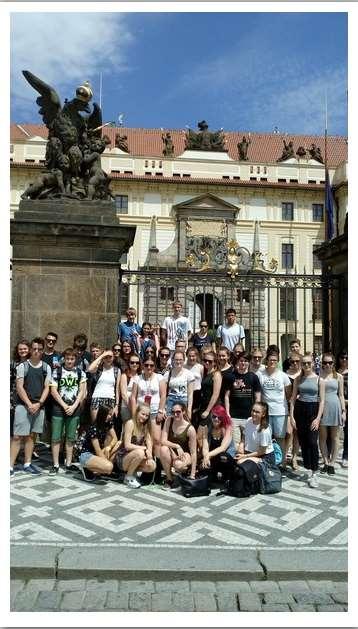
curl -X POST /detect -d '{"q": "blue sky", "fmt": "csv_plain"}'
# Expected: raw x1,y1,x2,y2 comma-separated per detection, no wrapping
10,11,348,136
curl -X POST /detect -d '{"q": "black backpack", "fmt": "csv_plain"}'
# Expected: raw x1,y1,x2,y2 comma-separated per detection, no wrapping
222,460,260,498
56,365,83,389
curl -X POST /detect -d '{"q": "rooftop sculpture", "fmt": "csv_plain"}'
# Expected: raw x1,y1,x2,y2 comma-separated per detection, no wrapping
21,70,112,200
185,120,226,152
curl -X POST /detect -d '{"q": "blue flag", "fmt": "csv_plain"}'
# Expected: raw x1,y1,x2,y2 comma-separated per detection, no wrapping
325,168,335,240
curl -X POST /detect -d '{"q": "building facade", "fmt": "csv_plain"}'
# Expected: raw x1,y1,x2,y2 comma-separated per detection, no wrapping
10,124,348,354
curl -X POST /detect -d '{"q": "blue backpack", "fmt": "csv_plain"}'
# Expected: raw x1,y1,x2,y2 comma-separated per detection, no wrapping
272,440,282,465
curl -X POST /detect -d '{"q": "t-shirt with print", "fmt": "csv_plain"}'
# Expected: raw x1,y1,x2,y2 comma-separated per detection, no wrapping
227,370,261,419
50,366,87,415
216,323,245,351
16,360,52,404
244,417,274,454
164,368,195,400
258,369,291,415
81,420,114,454
191,332,215,351
161,315,193,350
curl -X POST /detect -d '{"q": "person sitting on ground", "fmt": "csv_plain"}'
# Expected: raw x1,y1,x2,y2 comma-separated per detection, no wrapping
235,401,275,466
78,404,118,481
87,349,121,423
49,347,87,475
115,404,156,488
199,404,236,483
160,402,197,488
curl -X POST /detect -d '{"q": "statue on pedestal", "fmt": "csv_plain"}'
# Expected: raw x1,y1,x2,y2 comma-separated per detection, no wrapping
162,132,174,156
21,70,112,200
185,120,226,152
237,135,251,160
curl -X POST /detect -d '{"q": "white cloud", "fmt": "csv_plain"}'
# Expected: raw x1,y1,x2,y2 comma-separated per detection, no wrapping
11,13,134,120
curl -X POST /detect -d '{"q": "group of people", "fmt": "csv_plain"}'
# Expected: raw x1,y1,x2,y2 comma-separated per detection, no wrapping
10,302,348,495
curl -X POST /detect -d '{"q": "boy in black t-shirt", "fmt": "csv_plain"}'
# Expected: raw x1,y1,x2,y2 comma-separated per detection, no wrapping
225,351,261,448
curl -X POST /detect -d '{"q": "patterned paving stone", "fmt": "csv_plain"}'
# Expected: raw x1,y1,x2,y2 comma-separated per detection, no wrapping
25,578,56,591
12,590,39,611
250,580,280,593
60,591,86,611
128,592,151,611
155,580,190,593
57,579,87,591
151,593,173,612
82,591,107,610
36,591,62,610
193,592,217,611
264,592,295,605
238,592,262,611
10,466,348,552
120,580,155,593
293,592,335,606
105,592,129,610
216,581,252,593
85,579,118,592
172,593,195,612
216,593,238,611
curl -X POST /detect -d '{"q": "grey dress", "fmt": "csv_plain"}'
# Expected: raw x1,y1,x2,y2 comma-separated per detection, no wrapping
321,377,342,427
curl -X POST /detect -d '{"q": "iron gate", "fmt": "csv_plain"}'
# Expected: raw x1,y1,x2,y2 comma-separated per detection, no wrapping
119,268,341,356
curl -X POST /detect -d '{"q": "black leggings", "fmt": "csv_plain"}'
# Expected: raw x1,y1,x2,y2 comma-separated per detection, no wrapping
294,400,319,472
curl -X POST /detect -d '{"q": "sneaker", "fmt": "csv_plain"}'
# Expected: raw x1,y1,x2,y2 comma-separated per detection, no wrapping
290,456,299,470
320,464,328,474
49,465,60,476
123,475,141,489
65,464,79,473
308,474,319,488
341,459,348,468
10,469,15,477
80,466,96,482
327,465,335,475
23,464,41,475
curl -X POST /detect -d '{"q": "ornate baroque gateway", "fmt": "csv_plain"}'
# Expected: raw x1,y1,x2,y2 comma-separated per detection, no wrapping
21,70,112,201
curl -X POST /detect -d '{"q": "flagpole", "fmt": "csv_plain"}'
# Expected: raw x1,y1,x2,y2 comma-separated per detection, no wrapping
324,90,328,240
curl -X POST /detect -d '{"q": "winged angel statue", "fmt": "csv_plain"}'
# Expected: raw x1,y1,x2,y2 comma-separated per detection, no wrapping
21,70,112,200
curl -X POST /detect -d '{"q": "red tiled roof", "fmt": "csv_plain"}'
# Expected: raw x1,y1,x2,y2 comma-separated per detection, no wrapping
10,123,347,167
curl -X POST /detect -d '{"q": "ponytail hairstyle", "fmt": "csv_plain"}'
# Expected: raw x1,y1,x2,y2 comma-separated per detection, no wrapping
252,401,269,432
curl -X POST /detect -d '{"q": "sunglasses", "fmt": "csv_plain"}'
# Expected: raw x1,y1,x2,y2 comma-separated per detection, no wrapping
113,348,121,352
173,410,182,415
322,361,333,366
129,361,139,365
200,324,208,328
302,362,312,366
160,354,169,358
46,338,56,344
144,363,154,367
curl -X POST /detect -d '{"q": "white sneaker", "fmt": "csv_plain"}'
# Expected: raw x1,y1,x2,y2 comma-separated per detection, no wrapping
308,474,319,488
123,475,141,489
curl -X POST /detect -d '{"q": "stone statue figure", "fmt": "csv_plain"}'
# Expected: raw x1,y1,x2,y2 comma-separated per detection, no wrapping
115,133,129,152
162,132,174,156
237,135,251,160
20,70,112,200
296,146,307,158
308,143,324,163
277,138,295,162
185,120,226,152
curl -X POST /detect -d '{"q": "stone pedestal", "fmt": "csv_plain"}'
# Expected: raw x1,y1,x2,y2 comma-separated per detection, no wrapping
10,199,136,349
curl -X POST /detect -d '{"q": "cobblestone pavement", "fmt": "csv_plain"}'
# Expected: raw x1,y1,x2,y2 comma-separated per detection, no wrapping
10,577,348,612
11,447,347,551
